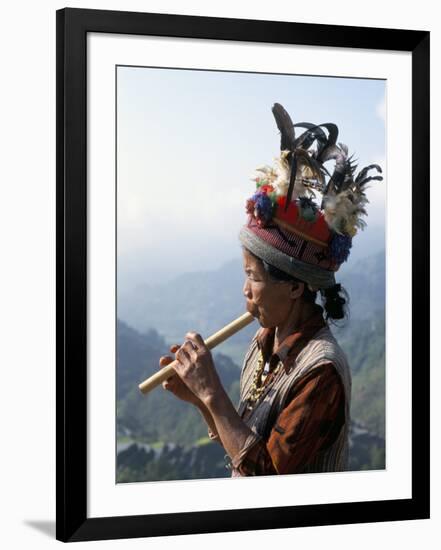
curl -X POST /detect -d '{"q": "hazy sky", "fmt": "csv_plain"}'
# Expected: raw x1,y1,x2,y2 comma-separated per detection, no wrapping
117,66,386,292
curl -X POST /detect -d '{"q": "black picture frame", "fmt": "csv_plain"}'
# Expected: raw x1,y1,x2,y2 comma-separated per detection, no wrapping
56,7,430,543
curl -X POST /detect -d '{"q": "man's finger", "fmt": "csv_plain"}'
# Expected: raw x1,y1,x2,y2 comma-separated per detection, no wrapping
159,355,173,367
182,340,198,360
185,332,206,350
175,347,191,367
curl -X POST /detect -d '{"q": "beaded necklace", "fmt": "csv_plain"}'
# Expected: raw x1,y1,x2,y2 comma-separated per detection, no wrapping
246,349,282,410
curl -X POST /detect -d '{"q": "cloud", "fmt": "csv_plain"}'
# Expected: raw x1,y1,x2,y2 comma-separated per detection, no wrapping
376,94,386,123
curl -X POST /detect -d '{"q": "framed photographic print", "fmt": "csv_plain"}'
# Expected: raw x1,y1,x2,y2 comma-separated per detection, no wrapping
56,7,430,542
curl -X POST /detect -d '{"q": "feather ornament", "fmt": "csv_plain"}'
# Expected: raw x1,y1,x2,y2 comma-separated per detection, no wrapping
250,149,311,200
245,103,383,244
323,189,367,237
272,103,296,152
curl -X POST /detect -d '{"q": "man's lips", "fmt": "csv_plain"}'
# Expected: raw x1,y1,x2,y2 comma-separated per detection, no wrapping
246,303,259,318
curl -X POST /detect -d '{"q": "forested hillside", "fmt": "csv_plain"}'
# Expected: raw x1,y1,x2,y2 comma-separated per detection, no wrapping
117,251,385,482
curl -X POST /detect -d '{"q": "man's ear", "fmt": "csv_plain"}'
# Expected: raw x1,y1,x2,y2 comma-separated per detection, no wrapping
290,281,304,299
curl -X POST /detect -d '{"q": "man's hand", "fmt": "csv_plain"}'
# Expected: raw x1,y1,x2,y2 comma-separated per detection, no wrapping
160,344,201,406
173,332,224,406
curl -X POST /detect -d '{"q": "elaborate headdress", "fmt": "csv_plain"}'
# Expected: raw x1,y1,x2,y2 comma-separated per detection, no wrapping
239,103,383,290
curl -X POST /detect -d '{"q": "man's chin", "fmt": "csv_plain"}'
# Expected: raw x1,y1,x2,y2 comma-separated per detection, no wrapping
254,314,269,328
255,315,277,329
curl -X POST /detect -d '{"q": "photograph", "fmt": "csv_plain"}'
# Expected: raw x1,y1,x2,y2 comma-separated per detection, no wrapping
115,66,386,483
54,6,430,542
2,0,437,547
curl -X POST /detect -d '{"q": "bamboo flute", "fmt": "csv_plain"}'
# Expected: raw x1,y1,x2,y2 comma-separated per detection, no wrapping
138,311,255,395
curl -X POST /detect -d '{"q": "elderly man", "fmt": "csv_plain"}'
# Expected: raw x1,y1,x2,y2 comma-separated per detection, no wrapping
159,103,381,476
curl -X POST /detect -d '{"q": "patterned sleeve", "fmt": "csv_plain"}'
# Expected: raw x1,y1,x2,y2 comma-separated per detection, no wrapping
230,363,345,476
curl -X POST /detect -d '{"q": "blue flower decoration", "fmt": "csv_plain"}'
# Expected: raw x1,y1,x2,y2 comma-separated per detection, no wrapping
251,192,273,224
329,233,352,263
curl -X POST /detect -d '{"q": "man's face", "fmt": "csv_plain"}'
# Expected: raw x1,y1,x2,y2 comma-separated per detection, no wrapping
242,248,295,328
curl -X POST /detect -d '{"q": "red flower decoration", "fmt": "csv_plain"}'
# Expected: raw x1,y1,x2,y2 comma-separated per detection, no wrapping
259,184,274,195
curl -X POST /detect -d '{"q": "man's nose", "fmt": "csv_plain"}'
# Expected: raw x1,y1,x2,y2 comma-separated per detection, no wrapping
243,279,251,298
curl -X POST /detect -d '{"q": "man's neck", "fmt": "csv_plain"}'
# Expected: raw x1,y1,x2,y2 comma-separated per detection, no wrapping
274,301,318,350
